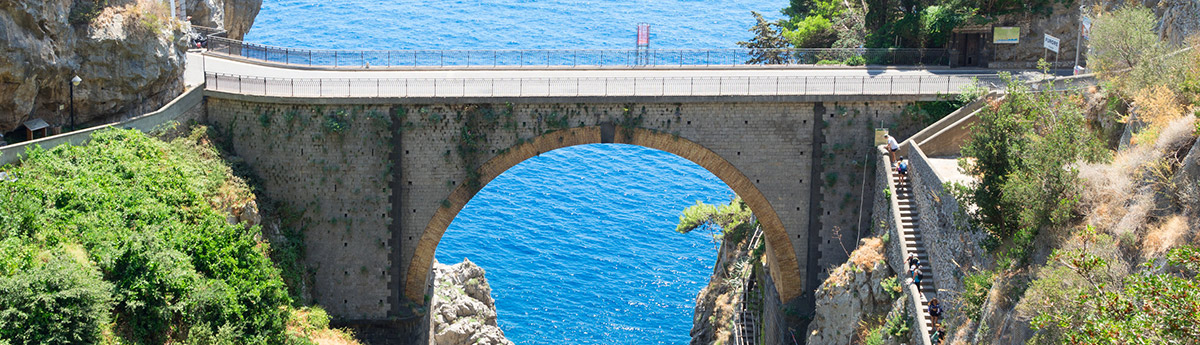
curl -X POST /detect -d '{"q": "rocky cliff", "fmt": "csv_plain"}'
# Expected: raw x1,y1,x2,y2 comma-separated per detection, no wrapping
0,0,259,137
182,0,260,39
805,237,901,344
429,259,514,345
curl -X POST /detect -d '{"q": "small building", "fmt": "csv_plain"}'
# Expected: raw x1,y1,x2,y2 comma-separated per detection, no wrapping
20,118,52,140
948,25,993,68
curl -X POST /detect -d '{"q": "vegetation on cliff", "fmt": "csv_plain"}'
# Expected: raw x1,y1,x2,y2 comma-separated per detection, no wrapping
0,128,355,344
941,7,1200,344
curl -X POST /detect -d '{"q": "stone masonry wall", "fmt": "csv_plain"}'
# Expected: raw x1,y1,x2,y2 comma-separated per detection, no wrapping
907,144,989,335
206,98,395,319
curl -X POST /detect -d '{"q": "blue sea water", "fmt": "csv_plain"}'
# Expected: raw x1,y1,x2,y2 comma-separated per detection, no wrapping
434,145,733,344
245,0,785,50
245,1,785,343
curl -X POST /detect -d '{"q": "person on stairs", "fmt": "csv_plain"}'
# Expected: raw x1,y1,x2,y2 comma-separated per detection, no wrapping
897,156,909,183
929,298,943,327
912,264,923,290
907,253,919,278
885,134,900,165
930,325,946,345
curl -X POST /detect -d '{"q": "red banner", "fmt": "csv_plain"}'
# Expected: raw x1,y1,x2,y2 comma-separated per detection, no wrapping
637,24,649,46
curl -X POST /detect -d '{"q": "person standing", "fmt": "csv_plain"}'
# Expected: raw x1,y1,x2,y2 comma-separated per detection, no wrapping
929,298,943,327
885,134,900,165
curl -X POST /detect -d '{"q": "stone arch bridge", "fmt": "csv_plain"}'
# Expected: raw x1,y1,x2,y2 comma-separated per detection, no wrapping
194,54,993,341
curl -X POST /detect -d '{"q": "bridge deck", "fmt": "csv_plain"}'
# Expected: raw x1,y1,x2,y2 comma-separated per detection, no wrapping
192,53,1010,98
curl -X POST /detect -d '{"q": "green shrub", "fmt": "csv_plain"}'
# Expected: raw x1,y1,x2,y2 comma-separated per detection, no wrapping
106,233,198,343
880,276,902,299
0,254,113,345
961,270,994,322
844,55,866,66
0,128,293,343
68,0,108,25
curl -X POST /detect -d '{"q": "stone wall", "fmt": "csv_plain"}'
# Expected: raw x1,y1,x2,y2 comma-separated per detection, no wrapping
906,143,989,339
205,98,395,319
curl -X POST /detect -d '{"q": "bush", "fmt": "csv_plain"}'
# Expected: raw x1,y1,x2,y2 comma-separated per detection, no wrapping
0,254,113,345
106,233,198,343
0,128,292,343
961,270,994,322
68,0,108,25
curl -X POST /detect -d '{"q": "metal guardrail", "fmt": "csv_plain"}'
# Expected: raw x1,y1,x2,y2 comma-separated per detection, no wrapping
192,25,227,38
205,36,952,68
204,72,1001,98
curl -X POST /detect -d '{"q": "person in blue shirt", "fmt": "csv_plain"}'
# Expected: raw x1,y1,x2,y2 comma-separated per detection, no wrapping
897,156,909,182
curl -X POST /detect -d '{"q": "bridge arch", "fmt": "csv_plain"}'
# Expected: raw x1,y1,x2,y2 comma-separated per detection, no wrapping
404,126,803,305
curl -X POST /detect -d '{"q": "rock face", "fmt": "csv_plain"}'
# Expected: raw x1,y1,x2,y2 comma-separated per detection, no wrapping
0,0,260,136
429,259,514,345
182,0,260,39
806,238,897,345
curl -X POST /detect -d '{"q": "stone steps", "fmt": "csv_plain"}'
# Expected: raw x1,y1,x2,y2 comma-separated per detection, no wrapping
890,169,940,341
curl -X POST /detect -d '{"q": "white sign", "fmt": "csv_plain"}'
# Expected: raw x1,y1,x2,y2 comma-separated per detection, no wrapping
1044,33,1061,53
1081,16,1092,40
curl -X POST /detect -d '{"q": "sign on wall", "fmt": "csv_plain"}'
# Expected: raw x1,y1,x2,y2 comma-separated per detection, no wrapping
994,27,1020,44
1044,33,1061,53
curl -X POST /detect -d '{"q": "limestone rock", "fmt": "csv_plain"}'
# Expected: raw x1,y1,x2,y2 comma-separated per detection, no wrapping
0,0,261,135
429,259,513,345
805,238,896,345
183,0,260,40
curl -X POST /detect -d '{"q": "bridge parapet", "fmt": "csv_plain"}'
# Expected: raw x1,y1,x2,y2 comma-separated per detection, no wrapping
204,36,953,69
204,72,999,99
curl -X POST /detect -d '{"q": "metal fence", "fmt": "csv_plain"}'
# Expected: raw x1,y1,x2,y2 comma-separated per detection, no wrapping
205,72,1002,98
205,37,951,69
192,25,228,38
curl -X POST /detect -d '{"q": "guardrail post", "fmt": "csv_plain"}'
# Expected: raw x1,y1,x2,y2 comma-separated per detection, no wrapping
335,51,338,67
309,51,312,66
291,79,294,97
947,77,951,93
238,75,242,93
319,79,322,97
264,78,267,96
862,77,866,94
804,76,808,94
918,76,923,94
286,50,289,64
833,77,837,95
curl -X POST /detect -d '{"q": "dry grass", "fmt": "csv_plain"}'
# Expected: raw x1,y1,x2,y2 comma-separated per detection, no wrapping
823,237,885,288
287,307,363,345
1131,85,1190,146
1142,215,1193,258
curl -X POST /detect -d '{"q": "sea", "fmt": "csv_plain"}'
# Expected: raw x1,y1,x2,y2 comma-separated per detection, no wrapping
245,1,785,344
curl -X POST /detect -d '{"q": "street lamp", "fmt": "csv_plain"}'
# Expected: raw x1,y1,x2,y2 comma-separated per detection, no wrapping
70,75,81,130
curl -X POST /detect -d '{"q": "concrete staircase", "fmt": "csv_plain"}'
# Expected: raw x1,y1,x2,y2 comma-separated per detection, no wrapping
892,169,938,338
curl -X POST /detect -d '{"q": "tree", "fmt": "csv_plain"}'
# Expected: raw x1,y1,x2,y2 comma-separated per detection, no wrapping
955,75,1107,263
1088,6,1162,74
738,12,792,64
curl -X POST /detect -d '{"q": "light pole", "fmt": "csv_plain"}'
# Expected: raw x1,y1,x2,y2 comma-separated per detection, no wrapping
70,75,81,130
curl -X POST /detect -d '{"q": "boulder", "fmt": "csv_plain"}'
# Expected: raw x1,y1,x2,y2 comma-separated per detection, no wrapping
429,259,513,345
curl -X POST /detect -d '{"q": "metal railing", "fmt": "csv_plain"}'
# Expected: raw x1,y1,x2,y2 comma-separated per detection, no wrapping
205,36,952,69
204,72,1001,98
192,25,228,38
